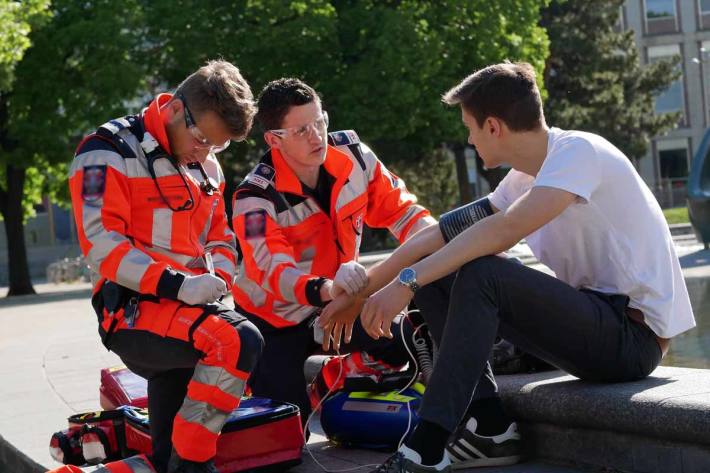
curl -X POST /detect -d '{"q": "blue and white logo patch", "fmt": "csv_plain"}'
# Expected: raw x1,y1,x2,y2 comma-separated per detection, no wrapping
247,163,276,189
329,130,360,146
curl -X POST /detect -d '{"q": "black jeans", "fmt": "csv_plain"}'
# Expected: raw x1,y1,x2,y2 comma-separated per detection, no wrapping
413,255,663,432
246,311,413,424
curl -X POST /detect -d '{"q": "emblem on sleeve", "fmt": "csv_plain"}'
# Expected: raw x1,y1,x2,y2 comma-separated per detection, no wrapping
244,209,267,239
329,130,360,146
81,165,107,202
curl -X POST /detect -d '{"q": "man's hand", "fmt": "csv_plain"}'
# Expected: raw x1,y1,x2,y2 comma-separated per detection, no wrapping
177,273,227,305
330,261,368,298
361,280,413,339
318,294,366,351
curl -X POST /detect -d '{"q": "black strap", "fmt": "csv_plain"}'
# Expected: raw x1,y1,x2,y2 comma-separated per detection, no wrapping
187,304,222,344
347,143,367,171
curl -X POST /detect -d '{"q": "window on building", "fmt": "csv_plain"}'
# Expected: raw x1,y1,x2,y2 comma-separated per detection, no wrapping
701,0,710,29
656,139,689,207
645,0,679,34
660,148,689,178
648,45,685,121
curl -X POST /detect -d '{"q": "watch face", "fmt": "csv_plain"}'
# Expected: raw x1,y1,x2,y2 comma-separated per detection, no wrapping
400,268,416,284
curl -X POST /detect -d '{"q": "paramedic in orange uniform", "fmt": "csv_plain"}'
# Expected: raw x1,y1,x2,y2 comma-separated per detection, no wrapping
68,60,263,473
231,78,436,424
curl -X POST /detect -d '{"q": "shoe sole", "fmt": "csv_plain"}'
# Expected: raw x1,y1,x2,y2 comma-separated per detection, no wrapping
450,455,521,470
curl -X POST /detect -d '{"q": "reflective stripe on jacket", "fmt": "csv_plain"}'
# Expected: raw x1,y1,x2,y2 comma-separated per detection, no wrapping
232,132,428,327
69,99,237,299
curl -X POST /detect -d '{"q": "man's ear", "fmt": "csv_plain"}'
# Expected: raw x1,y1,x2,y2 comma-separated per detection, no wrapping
164,98,183,123
264,132,280,149
487,117,502,137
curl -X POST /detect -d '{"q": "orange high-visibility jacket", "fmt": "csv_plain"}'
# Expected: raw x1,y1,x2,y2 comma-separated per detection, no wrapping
232,130,429,328
69,95,237,299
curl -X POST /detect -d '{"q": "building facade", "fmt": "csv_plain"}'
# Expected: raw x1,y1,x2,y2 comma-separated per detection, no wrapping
624,0,710,208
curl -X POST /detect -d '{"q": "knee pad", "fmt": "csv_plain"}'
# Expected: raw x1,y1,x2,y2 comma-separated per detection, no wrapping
236,321,264,373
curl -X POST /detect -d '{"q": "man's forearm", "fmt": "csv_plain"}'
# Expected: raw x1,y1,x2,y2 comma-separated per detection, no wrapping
410,211,519,287
362,223,445,296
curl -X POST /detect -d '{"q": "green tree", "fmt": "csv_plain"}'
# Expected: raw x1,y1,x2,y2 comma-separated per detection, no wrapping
3,0,551,290
541,0,680,161
3,0,146,295
0,0,51,295
139,0,550,205
138,0,341,217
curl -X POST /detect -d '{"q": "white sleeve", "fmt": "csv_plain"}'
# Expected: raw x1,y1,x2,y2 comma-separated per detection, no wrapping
488,170,525,211
533,137,601,203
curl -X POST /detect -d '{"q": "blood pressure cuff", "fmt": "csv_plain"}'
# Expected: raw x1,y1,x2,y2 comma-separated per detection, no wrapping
438,197,494,243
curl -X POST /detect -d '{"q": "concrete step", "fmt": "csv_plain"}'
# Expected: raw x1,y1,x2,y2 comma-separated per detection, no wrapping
497,367,710,473
669,223,694,237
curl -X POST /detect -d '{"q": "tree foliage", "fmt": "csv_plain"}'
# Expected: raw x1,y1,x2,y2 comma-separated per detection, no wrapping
541,0,680,161
0,0,50,92
136,0,549,207
3,0,552,292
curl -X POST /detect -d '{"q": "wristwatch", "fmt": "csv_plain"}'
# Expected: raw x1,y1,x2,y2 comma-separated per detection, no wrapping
398,267,420,293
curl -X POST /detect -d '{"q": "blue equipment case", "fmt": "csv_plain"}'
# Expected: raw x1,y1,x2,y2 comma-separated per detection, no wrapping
319,383,425,450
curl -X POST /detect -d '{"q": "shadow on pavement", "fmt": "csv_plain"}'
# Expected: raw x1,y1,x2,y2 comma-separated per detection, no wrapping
0,288,92,309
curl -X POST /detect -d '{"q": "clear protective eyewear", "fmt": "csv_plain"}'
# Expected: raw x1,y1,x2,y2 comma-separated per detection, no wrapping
178,93,231,153
269,112,329,140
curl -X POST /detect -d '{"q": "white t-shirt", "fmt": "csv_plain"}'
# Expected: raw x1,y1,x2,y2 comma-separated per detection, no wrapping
489,127,695,338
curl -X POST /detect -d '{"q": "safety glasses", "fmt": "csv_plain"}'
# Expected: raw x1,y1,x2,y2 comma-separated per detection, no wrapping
178,93,231,153
269,112,329,140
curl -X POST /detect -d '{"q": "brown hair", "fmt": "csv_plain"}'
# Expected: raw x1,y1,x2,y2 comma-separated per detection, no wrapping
442,62,544,131
255,78,320,131
175,60,256,140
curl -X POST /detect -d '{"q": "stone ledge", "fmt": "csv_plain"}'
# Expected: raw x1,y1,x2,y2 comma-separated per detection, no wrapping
496,366,710,448
518,422,710,473
0,433,45,473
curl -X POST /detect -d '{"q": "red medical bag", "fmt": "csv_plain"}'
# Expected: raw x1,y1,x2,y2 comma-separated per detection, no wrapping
123,398,304,472
99,366,148,409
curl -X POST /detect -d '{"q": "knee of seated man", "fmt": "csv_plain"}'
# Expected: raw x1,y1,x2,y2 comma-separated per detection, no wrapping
235,320,264,373
458,255,509,284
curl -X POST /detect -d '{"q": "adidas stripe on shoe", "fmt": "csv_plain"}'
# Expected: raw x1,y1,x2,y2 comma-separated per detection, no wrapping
446,419,522,469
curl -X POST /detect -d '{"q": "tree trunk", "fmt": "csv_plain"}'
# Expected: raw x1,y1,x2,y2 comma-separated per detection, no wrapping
451,143,472,205
2,164,35,296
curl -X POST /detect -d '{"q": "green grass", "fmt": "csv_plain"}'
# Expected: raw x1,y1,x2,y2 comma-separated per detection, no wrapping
663,206,689,224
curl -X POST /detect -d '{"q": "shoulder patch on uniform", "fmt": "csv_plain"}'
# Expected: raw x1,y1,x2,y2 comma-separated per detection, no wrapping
328,130,360,147
81,165,107,201
244,209,267,239
247,163,276,190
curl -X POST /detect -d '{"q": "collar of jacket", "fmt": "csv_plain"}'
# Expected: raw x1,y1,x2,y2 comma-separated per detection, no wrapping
142,93,173,155
270,145,353,196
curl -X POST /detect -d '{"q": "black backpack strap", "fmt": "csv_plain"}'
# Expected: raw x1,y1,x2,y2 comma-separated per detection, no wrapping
328,130,366,171
91,115,145,161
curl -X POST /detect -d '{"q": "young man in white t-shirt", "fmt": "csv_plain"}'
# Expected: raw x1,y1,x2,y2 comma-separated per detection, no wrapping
317,62,696,473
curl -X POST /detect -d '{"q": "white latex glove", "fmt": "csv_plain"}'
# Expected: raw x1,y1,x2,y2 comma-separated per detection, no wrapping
330,261,368,298
177,273,227,305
